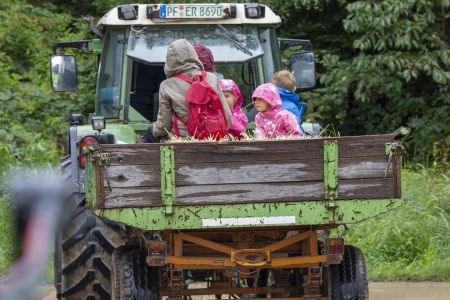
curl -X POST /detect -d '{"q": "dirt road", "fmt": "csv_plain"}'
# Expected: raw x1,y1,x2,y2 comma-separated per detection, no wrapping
369,282,450,300
40,282,450,299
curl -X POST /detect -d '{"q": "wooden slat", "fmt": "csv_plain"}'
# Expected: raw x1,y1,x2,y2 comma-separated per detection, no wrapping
106,164,161,188
102,177,396,208
339,156,391,179
104,187,161,208
102,134,394,165
175,160,323,186
173,141,324,164
176,182,325,205
339,178,395,200
338,135,393,158
103,144,161,166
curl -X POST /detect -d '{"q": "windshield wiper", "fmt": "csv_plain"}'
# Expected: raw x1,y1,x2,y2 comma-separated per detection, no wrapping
216,25,252,56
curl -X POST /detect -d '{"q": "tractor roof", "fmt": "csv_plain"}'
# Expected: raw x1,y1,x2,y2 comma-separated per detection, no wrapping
97,3,281,28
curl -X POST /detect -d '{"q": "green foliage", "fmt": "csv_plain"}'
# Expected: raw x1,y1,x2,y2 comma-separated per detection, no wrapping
0,1,95,276
347,168,450,280
0,196,18,274
0,1,96,171
299,0,450,162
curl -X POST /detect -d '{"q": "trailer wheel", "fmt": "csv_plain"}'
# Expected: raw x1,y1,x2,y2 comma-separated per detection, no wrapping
116,250,161,300
55,157,126,299
326,245,368,300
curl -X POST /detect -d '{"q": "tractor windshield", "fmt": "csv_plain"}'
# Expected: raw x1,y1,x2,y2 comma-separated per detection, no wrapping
127,25,264,64
96,28,126,118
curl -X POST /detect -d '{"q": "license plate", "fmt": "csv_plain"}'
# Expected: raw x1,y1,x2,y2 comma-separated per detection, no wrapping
159,4,224,19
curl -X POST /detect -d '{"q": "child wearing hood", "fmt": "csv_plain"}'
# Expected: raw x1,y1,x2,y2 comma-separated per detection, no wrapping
219,79,248,138
252,83,303,139
193,44,224,80
272,70,306,127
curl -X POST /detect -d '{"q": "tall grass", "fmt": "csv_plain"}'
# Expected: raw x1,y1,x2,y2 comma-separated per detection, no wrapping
347,167,450,281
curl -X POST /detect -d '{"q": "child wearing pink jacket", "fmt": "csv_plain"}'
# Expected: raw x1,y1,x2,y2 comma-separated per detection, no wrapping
219,79,248,138
252,83,303,139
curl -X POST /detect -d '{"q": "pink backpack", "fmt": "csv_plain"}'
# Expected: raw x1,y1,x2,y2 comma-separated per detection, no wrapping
173,71,228,140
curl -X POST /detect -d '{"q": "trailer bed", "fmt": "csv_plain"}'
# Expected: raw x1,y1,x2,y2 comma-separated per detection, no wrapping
86,134,403,230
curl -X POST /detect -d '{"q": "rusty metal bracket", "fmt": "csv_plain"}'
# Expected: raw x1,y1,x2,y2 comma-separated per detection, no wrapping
324,140,338,209
93,152,110,166
91,151,112,192
161,145,176,215
385,142,405,178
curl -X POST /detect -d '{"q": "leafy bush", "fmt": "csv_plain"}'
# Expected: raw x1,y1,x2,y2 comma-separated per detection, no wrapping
0,196,18,275
347,168,450,280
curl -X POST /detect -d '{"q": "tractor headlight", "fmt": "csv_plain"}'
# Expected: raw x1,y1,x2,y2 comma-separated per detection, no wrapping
118,5,138,20
91,116,105,132
245,4,265,19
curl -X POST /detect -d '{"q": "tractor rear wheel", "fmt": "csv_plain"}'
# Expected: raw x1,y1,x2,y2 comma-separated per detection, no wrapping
56,157,126,299
326,245,368,300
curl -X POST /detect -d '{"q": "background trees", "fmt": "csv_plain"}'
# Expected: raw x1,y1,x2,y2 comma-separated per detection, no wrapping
1,0,448,165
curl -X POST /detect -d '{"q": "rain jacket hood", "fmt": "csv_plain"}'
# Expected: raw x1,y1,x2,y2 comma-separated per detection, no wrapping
152,39,232,139
193,44,216,72
252,83,303,138
278,87,306,125
219,79,248,138
164,39,204,78
252,83,282,110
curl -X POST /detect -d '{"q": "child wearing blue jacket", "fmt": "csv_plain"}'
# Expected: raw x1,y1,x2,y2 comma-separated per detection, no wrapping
272,70,306,127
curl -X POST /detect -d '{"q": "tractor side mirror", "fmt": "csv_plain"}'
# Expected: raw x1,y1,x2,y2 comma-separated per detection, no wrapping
50,55,77,92
290,51,316,90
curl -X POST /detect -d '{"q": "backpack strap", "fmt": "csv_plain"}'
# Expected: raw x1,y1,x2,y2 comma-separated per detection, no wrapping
172,112,188,137
192,71,207,82
174,73,194,83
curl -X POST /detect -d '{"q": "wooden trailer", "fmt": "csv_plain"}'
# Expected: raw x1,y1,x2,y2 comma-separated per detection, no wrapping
84,134,404,298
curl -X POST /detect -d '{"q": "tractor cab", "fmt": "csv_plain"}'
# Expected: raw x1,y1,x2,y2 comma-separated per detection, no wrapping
51,3,316,141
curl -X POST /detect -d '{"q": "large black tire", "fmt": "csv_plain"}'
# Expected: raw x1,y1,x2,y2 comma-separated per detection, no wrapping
55,157,126,300
115,250,161,300
326,245,368,300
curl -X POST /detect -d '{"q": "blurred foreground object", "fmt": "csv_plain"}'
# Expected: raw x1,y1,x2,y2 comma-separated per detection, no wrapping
0,169,68,300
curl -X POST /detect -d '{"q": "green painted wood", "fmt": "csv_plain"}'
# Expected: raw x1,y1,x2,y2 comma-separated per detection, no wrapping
94,199,404,231
324,140,338,201
160,145,175,215
85,153,96,207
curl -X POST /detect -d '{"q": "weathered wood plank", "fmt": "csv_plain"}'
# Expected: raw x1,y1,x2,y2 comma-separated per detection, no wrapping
106,164,161,188
102,176,396,208
175,160,323,186
175,182,325,205
338,136,393,158
102,135,394,166
339,156,391,179
173,141,324,163
339,178,395,200
104,187,161,208
103,144,161,166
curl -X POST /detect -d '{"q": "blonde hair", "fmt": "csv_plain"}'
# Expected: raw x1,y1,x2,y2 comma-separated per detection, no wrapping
272,70,297,92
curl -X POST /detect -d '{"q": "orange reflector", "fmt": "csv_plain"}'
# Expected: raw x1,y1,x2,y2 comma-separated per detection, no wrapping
327,238,344,255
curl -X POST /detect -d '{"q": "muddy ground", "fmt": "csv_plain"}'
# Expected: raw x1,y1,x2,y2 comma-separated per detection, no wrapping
39,281,450,300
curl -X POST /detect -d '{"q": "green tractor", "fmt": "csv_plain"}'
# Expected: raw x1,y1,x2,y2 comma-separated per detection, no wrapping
52,3,406,299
